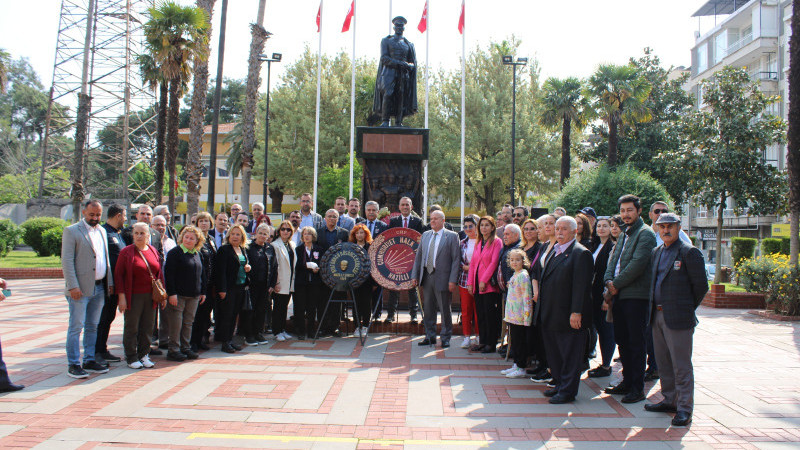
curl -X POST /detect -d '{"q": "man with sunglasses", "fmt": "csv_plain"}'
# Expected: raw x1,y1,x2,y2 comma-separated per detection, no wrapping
512,206,529,226
649,202,692,247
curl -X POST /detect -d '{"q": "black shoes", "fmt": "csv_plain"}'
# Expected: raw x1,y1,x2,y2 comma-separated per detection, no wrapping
418,338,436,346
441,341,450,349
198,342,210,350
97,351,122,363
621,391,646,403
587,366,612,378
166,351,187,362
0,383,24,393
255,333,270,344
644,401,677,413
297,335,306,340
549,394,575,404
604,383,630,395
245,336,258,345
149,348,163,356
221,343,236,353
181,349,199,360
409,316,418,324
530,370,553,383
644,369,660,382
543,387,559,397
480,345,495,354
83,360,109,374
383,315,395,324
67,364,89,379
671,411,692,426
230,342,243,351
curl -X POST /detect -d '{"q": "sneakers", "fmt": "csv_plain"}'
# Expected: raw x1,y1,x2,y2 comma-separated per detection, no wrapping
82,360,109,374
506,367,527,378
360,326,369,336
353,328,362,337
140,355,155,368
245,336,258,346
275,333,286,342
501,364,520,375
280,331,292,340
67,364,89,379
530,370,553,383
460,336,471,349
128,360,144,369
255,333,270,345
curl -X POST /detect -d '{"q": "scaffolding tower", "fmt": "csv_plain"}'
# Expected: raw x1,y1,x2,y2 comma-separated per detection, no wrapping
39,0,157,208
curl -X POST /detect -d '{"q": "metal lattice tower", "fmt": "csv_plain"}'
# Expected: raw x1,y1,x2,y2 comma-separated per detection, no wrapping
40,0,157,205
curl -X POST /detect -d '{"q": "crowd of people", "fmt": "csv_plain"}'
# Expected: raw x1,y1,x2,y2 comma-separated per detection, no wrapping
0,192,709,427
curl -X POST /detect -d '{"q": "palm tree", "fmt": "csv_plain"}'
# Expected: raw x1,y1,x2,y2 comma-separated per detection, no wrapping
539,77,588,185
136,53,168,204
239,0,269,212
144,1,209,214
587,64,652,167
0,48,10,94
185,0,216,217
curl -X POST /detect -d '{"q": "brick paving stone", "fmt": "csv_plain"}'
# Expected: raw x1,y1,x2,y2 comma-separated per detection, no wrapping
1,279,800,447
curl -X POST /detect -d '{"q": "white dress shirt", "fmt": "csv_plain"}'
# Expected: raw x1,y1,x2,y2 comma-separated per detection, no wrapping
83,220,107,280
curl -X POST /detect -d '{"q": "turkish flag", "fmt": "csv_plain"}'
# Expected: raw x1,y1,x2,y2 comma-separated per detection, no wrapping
316,1,322,32
342,0,354,33
418,0,428,33
458,0,465,34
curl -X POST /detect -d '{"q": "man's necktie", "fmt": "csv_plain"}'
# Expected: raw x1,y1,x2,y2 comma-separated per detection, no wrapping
368,221,374,235
403,218,408,228
426,232,437,273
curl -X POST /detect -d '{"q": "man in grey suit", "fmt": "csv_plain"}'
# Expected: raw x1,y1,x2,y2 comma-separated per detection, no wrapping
411,210,460,348
61,200,113,379
645,213,708,427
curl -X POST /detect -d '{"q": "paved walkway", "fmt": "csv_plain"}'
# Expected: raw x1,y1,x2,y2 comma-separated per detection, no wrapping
1,279,799,449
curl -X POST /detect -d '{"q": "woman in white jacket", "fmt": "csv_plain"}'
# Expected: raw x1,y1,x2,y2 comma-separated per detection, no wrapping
270,221,296,341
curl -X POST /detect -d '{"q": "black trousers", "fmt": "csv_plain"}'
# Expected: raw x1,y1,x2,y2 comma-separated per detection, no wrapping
526,317,547,369
191,289,214,346
271,293,290,335
240,282,269,338
475,291,502,347
354,283,372,327
215,285,244,343
386,288,419,318
509,323,529,368
293,284,320,336
543,327,587,399
612,297,649,393
592,298,616,368
319,286,343,332
95,293,119,355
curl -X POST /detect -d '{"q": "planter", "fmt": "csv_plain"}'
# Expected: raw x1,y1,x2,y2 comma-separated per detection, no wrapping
702,284,766,309
0,267,63,279
748,310,800,322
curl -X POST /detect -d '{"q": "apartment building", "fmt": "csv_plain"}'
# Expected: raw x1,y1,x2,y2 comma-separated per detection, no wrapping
683,0,791,265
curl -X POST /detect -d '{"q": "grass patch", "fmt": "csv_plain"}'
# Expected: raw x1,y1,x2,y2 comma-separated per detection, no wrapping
709,281,747,293
0,250,61,268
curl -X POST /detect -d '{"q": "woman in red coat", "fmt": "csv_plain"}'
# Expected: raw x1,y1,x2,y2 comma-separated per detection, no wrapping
467,216,503,353
115,222,165,369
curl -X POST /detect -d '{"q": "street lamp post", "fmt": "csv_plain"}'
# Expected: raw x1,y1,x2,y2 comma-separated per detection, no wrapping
257,52,282,210
502,55,527,206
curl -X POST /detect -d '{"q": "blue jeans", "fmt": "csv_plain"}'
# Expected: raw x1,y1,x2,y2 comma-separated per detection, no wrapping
66,283,105,365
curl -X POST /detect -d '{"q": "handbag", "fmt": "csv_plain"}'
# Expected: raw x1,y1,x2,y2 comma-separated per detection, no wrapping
239,248,254,312
137,248,167,304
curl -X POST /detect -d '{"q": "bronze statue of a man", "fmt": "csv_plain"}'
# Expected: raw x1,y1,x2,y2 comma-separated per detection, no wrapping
373,16,418,127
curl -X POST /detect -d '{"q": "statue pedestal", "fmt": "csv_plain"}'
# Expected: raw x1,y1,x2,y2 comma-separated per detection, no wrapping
357,127,429,215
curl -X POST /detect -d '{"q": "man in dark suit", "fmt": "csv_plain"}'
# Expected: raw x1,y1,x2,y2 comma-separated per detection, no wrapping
95,203,127,365
208,212,229,249
536,216,593,404
644,213,708,427
385,197,423,323
347,198,365,224
411,210,461,348
315,209,351,335
363,201,388,238
421,204,454,233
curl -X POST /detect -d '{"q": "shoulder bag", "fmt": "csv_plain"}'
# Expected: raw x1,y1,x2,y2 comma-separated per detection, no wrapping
138,247,167,304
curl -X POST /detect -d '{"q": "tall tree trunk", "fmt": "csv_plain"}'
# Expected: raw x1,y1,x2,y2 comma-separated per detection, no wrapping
71,93,90,221
714,196,725,284
166,78,180,215
186,0,216,217
608,115,619,168
269,183,284,212
155,82,168,205
560,117,572,185
239,16,270,213
788,0,800,265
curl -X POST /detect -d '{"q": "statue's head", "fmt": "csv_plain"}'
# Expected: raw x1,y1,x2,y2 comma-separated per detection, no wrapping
392,16,407,35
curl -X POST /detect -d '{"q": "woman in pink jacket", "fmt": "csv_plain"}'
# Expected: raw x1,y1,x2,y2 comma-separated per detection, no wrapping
467,216,503,353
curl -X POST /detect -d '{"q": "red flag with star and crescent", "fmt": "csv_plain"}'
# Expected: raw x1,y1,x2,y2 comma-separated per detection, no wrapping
418,0,428,33
316,1,322,32
342,0,354,32
458,1,465,34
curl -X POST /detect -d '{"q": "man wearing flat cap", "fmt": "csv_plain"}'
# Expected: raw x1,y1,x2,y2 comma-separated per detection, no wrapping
644,213,708,427
373,16,418,127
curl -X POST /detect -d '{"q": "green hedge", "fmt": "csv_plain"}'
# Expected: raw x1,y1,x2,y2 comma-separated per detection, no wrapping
21,217,70,256
42,226,65,258
761,238,783,255
551,164,673,219
731,237,757,268
0,219,22,257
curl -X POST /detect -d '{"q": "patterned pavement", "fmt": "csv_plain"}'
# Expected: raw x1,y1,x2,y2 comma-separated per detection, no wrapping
1,279,800,449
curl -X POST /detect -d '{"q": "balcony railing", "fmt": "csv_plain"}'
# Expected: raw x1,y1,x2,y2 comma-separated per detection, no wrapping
727,32,753,54
750,71,778,81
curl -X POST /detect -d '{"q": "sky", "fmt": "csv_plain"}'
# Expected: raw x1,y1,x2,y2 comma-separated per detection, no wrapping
0,0,722,96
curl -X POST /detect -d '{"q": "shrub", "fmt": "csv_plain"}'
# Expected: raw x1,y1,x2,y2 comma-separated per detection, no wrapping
21,217,70,256
551,163,673,219
731,237,757,268
41,226,65,258
737,254,789,293
0,219,22,257
768,265,800,316
761,238,783,255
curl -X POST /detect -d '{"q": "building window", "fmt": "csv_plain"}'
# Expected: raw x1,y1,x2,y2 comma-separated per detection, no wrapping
218,167,229,177
697,44,708,73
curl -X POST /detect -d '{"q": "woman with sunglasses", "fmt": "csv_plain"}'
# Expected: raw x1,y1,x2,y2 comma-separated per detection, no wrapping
271,221,296,341
458,214,480,349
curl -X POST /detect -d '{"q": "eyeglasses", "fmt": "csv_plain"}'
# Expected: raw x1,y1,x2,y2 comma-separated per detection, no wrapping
512,213,524,217
280,228,292,232
523,227,537,232
653,209,669,214
463,224,475,229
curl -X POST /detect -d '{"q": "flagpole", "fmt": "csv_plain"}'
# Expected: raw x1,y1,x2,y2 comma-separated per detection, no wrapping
348,0,356,199
460,0,465,224
313,0,323,213
422,0,429,219
389,0,392,32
